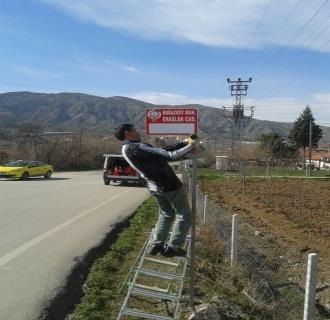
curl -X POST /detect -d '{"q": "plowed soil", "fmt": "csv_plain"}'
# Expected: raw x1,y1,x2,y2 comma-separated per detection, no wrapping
199,177,330,304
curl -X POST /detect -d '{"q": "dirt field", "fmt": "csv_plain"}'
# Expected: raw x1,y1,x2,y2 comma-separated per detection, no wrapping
199,177,330,306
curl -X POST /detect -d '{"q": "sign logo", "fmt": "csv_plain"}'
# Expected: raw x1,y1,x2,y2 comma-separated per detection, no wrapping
147,109,161,120
146,108,198,135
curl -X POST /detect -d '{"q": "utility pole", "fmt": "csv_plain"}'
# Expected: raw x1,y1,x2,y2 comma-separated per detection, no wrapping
11,130,16,159
307,120,312,177
77,128,83,168
223,78,254,183
22,133,36,160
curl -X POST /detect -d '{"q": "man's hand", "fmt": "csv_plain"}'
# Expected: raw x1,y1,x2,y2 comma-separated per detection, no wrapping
188,134,199,145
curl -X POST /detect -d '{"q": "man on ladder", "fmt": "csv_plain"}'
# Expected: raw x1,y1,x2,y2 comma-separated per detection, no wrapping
115,124,198,257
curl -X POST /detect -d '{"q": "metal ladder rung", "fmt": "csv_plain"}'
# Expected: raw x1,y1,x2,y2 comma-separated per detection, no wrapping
168,232,191,240
131,286,179,301
122,308,174,320
117,230,191,320
139,268,184,281
144,257,179,267
134,283,168,293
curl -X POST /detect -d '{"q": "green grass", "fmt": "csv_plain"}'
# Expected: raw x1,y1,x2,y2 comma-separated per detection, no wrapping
198,166,330,180
66,195,266,320
67,197,158,320
197,168,226,180
66,186,307,320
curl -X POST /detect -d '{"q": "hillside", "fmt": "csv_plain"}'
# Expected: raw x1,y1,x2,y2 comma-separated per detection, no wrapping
0,91,329,146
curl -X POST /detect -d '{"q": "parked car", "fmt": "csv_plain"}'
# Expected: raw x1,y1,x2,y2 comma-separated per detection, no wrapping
103,154,145,186
0,160,53,180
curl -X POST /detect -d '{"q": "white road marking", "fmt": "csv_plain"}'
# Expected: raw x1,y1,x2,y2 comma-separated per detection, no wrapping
0,189,132,267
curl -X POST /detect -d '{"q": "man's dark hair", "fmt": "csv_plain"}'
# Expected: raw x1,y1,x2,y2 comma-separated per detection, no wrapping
114,123,134,141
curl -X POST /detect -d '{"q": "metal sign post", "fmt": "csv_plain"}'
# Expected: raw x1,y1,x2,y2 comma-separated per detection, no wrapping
144,106,199,311
189,153,197,309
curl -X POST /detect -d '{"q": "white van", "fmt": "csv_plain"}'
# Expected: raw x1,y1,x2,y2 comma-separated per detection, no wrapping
103,154,145,186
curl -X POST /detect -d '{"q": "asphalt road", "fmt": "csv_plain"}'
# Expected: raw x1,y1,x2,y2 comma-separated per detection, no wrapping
0,171,149,320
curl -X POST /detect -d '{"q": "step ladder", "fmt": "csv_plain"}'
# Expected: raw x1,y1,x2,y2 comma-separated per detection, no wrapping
117,231,191,320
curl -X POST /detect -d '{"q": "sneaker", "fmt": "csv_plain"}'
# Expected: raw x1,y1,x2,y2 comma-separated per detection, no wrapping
147,242,164,255
162,245,187,257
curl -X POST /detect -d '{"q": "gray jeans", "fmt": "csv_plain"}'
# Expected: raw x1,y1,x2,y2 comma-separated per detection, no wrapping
151,187,191,249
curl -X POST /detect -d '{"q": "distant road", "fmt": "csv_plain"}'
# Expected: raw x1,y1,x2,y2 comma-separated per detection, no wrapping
0,171,149,320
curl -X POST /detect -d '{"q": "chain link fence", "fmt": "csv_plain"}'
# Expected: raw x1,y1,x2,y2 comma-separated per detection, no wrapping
180,162,328,319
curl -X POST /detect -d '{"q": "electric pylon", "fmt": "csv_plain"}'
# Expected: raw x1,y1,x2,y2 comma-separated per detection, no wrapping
223,78,254,181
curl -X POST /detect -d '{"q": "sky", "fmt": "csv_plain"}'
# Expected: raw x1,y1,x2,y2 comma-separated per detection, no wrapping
1,0,330,123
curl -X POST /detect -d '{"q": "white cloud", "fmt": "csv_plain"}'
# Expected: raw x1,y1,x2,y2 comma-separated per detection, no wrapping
249,97,306,122
131,91,231,106
69,59,141,75
40,0,330,51
124,66,139,73
129,91,330,123
244,97,330,123
105,59,140,73
313,92,330,103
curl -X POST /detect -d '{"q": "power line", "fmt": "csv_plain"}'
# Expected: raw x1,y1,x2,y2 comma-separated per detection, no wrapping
256,0,329,82
257,7,330,90
289,0,329,40
253,2,330,103
246,0,273,49
232,0,272,76
256,37,330,102
264,0,305,49
247,0,304,76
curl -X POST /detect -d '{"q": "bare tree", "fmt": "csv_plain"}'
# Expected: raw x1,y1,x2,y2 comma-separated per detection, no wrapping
40,137,61,164
19,122,45,159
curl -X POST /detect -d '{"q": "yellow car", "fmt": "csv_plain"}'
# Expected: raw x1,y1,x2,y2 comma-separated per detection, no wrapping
0,160,53,180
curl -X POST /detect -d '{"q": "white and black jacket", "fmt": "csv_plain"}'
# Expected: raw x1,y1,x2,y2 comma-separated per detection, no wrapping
122,141,194,193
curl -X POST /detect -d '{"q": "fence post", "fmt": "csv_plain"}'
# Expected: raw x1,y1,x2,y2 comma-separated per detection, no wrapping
231,214,239,267
196,185,199,213
203,195,209,222
189,154,197,309
303,253,318,320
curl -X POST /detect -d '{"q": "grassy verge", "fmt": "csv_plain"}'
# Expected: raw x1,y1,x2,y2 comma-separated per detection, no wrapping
178,223,275,320
66,194,275,320
67,197,158,320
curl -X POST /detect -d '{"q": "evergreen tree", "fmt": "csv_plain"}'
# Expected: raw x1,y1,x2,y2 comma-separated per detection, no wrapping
260,132,283,158
288,105,322,162
260,132,296,160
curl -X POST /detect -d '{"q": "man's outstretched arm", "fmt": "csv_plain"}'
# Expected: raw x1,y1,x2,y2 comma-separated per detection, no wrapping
162,142,188,151
140,139,197,161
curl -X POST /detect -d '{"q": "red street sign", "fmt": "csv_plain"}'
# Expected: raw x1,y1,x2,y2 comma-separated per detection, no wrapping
146,108,198,135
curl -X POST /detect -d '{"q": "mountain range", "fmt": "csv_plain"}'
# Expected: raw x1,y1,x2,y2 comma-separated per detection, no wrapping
0,91,329,147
